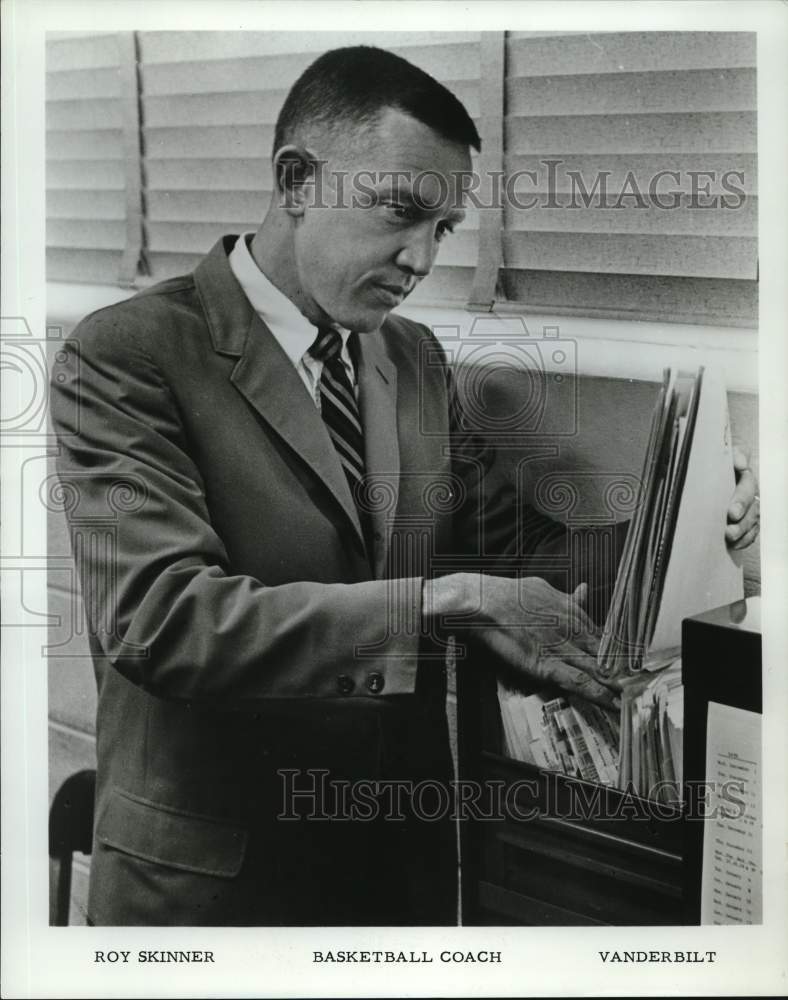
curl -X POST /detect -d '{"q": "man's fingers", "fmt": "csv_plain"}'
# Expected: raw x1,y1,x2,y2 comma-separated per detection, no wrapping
474,629,621,709
726,509,758,542
731,443,751,474
547,639,600,676
571,628,601,657
729,523,760,551
572,582,588,607
558,606,602,655
726,495,760,544
553,643,624,694
542,623,598,658
728,467,757,522
539,657,621,709
565,596,600,648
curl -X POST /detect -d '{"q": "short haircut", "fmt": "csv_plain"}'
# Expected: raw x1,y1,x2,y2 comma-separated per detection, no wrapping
273,45,481,156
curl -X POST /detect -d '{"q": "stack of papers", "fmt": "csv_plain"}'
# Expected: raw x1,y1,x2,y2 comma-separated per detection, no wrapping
598,366,742,679
498,682,620,786
617,659,684,803
498,663,684,804
598,368,701,677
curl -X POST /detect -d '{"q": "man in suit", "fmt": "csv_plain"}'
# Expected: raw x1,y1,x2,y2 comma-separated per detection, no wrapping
50,46,759,927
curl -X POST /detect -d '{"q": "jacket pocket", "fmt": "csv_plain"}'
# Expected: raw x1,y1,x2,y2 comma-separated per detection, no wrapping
95,788,248,878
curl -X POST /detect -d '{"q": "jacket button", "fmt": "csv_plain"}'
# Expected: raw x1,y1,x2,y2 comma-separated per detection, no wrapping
337,674,355,695
366,672,385,694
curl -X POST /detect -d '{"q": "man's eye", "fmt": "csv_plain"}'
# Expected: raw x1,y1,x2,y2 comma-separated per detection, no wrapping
435,221,456,242
382,200,416,221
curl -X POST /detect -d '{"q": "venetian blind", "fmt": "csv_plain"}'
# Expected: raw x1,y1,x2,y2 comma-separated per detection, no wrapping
46,30,757,327
134,30,482,305
46,32,141,286
500,31,757,326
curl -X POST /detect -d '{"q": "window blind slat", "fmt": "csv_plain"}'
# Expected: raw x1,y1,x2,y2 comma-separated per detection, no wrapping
47,189,126,220
502,231,757,280
144,125,274,159
507,68,756,117
46,67,122,101
47,158,125,189
47,248,124,284
140,30,481,64
507,31,756,77
501,270,756,328
144,91,286,128
145,158,270,191
47,129,125,160
47,219,127,250
148,190,270,222
46,97,124,130
504,154,758,195
506,112,756,155
46,33,123,72
504,196,756,236
141,55,317,97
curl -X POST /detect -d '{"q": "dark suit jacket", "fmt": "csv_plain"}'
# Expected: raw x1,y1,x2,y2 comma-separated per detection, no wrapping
50,236,610,926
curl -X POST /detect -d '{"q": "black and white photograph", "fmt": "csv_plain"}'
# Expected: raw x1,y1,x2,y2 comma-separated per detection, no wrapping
2,1,786,997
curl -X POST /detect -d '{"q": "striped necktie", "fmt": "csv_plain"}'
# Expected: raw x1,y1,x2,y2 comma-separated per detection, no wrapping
309,325,367,512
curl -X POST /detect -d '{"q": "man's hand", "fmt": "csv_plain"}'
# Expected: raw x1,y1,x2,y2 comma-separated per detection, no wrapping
424,574,620,709
726,445,760,550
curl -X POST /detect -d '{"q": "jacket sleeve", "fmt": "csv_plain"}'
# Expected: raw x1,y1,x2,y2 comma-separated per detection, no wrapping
49,314,422,707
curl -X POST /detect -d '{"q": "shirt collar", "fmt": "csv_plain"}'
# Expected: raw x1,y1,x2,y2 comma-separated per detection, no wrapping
229,232,350,367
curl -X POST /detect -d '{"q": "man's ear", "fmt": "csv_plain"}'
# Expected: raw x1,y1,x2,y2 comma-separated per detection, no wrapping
273,144,320,216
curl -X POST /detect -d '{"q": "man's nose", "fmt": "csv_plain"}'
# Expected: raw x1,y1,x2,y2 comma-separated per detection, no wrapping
395,226,437,278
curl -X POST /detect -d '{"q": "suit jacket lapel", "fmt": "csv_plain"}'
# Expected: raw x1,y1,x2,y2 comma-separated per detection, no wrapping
194,238,366,553
356,330,400,580
232,314,367,547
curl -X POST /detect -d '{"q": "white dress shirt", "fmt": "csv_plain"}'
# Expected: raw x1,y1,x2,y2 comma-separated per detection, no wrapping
228,232,356,408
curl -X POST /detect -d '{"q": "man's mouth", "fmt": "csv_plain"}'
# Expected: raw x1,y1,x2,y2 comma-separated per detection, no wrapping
372,282,413,306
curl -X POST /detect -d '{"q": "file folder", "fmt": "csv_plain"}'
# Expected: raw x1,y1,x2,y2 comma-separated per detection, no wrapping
598,367,743,678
